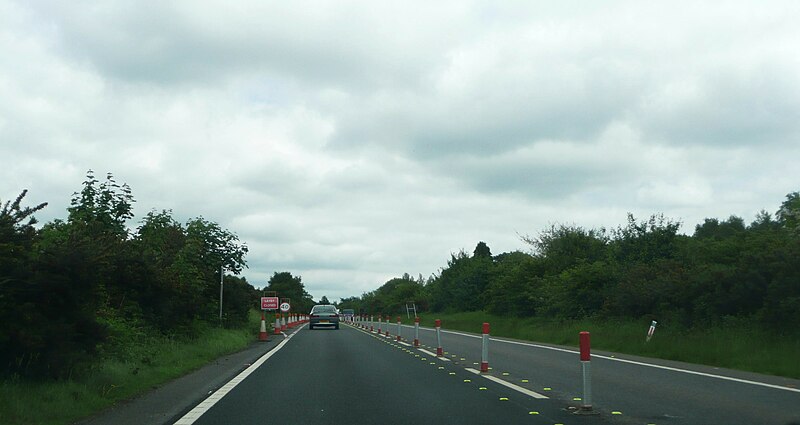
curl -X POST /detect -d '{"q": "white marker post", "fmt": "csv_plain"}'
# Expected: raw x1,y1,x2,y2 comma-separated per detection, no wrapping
480,322,490,373
574,331,598,415
370,315,374,332
435,319,443,356
377,316,382,334
646,320,657,342
396,316,402,342
414,316,420,347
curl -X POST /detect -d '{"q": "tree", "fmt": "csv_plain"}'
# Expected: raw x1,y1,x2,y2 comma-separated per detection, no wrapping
265,272,315,313
67,170,134,238
473,241,492,258
522,224,608,274
320,296,330,305
777,191,800,234
611,214,682,264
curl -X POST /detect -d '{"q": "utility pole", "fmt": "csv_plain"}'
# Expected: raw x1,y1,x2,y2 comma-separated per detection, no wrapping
219,265,224,325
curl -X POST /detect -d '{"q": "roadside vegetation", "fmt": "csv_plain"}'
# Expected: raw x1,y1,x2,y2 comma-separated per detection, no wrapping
0,310,261,425
0,171,268,424
339,191,800,379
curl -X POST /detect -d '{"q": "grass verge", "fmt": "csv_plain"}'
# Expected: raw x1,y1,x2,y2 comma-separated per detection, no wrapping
0,311,261,425
412,312,800,379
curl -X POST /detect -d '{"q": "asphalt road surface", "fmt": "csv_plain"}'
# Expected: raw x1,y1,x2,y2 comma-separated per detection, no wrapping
385,320,800,425
176,324,609,425
174,321,800,425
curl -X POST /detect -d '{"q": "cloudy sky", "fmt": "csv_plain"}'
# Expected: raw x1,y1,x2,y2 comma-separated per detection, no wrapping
2,1,798,301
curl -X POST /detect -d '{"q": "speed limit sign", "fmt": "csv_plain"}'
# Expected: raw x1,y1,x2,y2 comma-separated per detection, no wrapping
279,302,291,312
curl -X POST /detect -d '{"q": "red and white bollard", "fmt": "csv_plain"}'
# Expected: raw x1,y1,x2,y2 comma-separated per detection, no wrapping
435,319,443,356
385,316,390,337
259,312,269,341
280,314,286,331
377,316,382,334
396,316,402,341
370,315,374,332
575,331,598,415
413,317,420,347
480,322,490,373
274,314,281,335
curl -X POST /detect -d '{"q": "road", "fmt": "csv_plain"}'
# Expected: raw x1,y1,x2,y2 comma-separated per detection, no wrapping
387,320,800,425
174,321,800,425
176,323,607,425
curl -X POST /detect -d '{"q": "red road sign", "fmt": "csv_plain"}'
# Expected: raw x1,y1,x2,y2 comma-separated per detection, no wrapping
261,297,279,310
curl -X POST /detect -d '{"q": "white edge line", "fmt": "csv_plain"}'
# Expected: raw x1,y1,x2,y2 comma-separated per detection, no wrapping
398,341,412,347
465,368,548,399
173,325,304,424
417,327,800,394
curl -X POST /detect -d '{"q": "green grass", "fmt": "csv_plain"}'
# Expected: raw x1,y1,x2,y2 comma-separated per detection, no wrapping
0,311,262,425
411,312,800,379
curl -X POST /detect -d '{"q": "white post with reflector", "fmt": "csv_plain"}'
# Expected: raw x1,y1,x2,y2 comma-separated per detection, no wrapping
646,320,657,342
435,319,443,356
480,322,490,373
413,316,420,347
574,331,598,415
396,316,402,341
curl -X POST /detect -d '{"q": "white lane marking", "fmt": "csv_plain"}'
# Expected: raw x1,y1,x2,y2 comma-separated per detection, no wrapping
413,327,800,394
398,341,412,347
466,368,548,399
173,324,305,424
417,348,451,361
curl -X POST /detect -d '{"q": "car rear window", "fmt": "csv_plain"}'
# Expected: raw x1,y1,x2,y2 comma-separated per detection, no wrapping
312,306,337,314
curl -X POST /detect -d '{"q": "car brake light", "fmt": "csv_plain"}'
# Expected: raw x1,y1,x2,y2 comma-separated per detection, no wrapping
310,314,319,318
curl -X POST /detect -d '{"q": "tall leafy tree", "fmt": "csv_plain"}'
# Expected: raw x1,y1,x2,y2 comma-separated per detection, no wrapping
265,272,315,313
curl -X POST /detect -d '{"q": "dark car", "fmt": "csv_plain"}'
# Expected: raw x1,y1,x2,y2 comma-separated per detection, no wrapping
309,304,339,330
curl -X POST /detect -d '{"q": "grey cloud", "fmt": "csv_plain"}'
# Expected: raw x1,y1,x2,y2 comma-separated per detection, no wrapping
639,65,800,147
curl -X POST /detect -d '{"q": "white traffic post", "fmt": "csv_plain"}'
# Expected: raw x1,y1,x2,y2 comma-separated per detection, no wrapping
575,331,598,415
385,316,390,337
480,322,490,373
435,319,443,356
370,315,374,332
377,316,382,334
646,320,657,342
396,316,402,342
413,317,420,347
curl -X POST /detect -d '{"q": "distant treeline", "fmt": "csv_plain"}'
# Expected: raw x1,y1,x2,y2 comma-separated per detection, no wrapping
339,192,800,332
0,171,257,379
